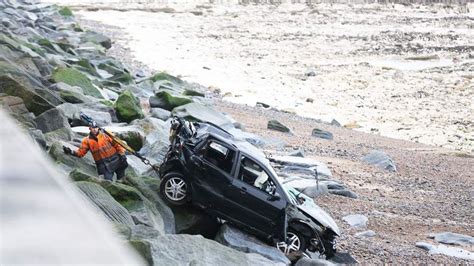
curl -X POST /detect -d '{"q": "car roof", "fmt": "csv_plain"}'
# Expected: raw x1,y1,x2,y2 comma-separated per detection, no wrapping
195,122,269,165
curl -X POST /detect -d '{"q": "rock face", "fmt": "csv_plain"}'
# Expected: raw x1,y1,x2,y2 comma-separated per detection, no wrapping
0,75,55,116
34,108,70,133
215,224,290,264
148,234,280,265
268,120,290,133
361,150,397,172
53,67,103,98
76,181,135,227
114,89,144,123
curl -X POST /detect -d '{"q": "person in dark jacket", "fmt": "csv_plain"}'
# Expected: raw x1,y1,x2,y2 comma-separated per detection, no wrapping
63,121,128,181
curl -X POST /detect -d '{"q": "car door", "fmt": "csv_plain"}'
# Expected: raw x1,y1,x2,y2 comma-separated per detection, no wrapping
226,154,287,237
188,139,237,212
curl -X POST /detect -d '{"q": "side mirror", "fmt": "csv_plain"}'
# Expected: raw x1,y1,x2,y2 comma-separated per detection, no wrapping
267,193,281,202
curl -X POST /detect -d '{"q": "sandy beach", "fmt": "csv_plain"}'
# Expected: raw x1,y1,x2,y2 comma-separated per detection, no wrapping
74,3,474,153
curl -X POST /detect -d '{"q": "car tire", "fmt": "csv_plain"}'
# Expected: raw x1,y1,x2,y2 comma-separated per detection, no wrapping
276,228,307,255
159,172,189,206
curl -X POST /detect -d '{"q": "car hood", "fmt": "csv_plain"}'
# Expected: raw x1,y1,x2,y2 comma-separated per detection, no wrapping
297,201,340,236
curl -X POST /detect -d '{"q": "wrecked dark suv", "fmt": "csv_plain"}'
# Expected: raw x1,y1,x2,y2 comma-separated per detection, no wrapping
159,117,340,257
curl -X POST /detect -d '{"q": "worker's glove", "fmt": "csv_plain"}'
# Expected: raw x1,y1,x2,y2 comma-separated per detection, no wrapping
63,146,73,156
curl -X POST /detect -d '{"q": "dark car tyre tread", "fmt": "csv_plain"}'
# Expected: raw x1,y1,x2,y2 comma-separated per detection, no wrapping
159,172,189,206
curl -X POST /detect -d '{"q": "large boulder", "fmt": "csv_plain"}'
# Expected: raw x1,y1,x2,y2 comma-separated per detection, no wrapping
0,94,36,128
48,141,97,176
361,150,397,172
0,75,55,116
75,181,135,227
215,224,290,264
172,102,234,129
52,67,103,98
126,175,175,234
147,234,281,265
131,117,170,167
34,107,70,133
57,103,112,127
149,91,192,111
114,89,144,123
81,31,112,49
150,108,171,121
99,181,165,235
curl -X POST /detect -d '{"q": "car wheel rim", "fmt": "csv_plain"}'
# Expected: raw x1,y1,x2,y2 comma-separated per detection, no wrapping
164,177,187,201
277,232,301,255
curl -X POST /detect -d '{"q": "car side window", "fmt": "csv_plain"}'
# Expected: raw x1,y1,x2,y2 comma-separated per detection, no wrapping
238,156,276,195
202,141,235,174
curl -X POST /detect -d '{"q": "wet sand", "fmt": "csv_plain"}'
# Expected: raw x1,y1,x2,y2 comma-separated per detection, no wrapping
75,3,473,153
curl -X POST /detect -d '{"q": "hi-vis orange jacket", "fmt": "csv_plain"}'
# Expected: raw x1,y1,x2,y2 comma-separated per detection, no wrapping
75,132,125,162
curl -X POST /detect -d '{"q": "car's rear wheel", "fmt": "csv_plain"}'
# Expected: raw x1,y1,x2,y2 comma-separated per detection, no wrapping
276,229,307,255
160,172,189,206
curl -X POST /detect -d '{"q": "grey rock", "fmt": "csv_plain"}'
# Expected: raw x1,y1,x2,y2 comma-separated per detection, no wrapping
75,181,135,227
302,184,329,198
328,189,358,199
268,119,290,133
126,175,176,234
99,181,165,235
48,141,97,176
416,242,474,260
288,148,305,157
149,234,280,265
131,224,162,240
311,128,333,140
342,214,368,228
355,230,376,238
215,224,290,264
34,108,70,133
330,119,341,127
81,31,112,49
172,102,234,129
57,103,112,127
429,232,474,246
150,107,171,121
362,150,397,172
270,156,332,178
27,128,47,149
296,257,334,266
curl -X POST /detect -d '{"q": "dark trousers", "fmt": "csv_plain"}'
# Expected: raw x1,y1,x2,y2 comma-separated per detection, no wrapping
102,166,125,181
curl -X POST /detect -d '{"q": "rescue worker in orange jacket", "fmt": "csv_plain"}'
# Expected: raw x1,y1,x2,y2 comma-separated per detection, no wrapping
63,121,128,181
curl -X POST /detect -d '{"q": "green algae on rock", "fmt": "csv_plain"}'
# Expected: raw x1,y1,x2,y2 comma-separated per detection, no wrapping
149,91,192,111
114,89,144,123
53,67,103,98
